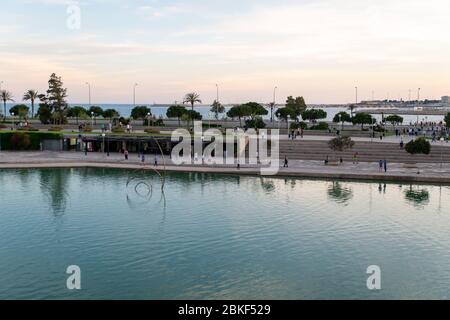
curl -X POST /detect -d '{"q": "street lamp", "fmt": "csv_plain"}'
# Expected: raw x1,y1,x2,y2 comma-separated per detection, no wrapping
85,82,91,105
355,86,358,104
440,137,445,169
271,86,278,123
147,112,151,129
11,112,15,130
102,133,106,154
133,83,138,106
215,84,219,102
91,111,94,127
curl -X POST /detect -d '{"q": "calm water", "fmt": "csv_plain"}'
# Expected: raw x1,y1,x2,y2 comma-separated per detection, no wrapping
1,168,450,300
5,103,446,123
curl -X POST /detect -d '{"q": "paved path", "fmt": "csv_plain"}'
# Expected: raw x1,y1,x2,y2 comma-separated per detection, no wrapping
1,151,450,184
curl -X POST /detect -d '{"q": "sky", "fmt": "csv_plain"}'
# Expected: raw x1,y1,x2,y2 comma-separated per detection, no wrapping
1,0,450,105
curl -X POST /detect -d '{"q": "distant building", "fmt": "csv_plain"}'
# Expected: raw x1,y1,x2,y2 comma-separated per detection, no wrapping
441,96,450,104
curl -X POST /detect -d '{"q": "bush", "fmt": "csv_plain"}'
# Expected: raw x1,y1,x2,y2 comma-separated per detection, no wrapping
81,126,92,132
48,127,63,132
290,122,307,130
145,129,160,134
309,122,329,130
10,133,31,150
202,123,222,128
111,127,125,133
405,137,431,155
17,127,39,132
245,118,266,130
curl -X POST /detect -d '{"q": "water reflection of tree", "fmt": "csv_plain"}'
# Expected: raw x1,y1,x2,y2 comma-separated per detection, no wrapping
327,181,353,205
404,185,430,207
260,177,275,193
39,169,70,216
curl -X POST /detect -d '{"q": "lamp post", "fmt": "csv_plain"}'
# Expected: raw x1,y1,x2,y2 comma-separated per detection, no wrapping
271,86,278,123
102,133,106,154
355,86,358,104
133,83,138,107
91,111,94,128
12,112,15,130
416,88,421,124
215,84,219,102
440,137,445,169
85,82,91,105
147,112,151,129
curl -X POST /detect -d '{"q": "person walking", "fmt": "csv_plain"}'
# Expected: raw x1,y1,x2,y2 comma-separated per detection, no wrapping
283,156,289,168
154,155,158,167
141,153,145,166
124,150,129,160
383,159,387,173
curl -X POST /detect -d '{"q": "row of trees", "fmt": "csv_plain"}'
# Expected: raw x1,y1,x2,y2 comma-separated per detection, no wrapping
332,112,405,130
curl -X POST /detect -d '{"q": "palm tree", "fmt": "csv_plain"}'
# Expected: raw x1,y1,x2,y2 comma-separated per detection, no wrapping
23,89,39,118
183,92,202,127
1,90,14,121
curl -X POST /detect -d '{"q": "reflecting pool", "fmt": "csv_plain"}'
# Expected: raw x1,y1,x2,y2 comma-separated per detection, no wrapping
1,168,450,299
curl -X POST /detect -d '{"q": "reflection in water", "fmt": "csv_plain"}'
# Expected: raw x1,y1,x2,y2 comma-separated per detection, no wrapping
404,185,430,208
259,177,275,193
39,169,70,216
327,181,353,205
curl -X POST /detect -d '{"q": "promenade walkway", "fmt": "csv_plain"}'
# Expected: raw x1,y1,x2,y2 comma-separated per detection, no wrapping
1,151,450,184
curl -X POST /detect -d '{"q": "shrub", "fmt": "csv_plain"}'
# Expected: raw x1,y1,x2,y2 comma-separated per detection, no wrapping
17,127,39,132
111,127,125,133
245,118,266,130
290,122,307,130
0,131,62,150
310,122,329,130
145,129,160,134
81,126,92,132
405,137,431,155
10,132,31,150
48,127,63,132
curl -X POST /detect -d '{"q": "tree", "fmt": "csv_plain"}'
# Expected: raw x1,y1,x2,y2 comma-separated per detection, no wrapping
405,137,431,156
328,136,355,162
242,102,268,120
46,73,68,125
348,104,357,117
352,112,374,129
444,112,450,128
1,90,14,120
185,110,202,121
227,105,251,126
166,105,187,125
333,111,352,130
9,104,30,119
183,92,202,126
302,109,327,123
23,89,39,118
36,104,52,124
210,100,225,120
67,106,87,124
285,96,307,119
103,108,120,121
384,115,404,130
131,105,151,124
88,106,104,125
275,107,297,123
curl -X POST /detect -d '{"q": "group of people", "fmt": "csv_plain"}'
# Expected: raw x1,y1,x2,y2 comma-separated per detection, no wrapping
288,128,304,140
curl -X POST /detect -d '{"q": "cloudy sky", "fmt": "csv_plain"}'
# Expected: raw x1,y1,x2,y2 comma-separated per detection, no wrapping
1,0,450,104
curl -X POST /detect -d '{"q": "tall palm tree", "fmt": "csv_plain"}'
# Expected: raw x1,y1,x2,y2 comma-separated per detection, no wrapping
1,90,14,121
183,92,202,127
23,89,39,118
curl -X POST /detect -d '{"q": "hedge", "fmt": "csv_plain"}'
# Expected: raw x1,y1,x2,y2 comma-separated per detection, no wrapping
0,131,63,150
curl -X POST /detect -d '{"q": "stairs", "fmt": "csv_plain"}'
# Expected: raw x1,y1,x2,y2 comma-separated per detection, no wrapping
279,139,450,164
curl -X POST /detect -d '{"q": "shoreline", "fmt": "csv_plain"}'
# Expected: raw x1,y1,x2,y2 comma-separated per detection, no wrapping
1,160,450,184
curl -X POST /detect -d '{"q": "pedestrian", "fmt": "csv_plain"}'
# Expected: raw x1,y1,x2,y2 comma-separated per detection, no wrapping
141,153,145,165
154,155,158,167
124,150,129,160
283,156,289,168
400,139,404,149
383,159,387,173
379,160,383,172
